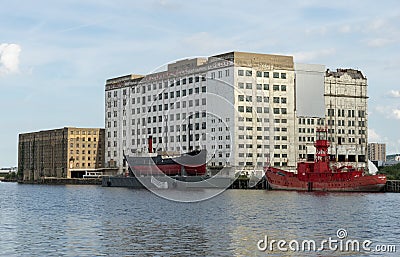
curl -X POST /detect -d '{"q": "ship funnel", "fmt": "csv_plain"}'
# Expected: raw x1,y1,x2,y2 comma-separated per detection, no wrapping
148,136,153,153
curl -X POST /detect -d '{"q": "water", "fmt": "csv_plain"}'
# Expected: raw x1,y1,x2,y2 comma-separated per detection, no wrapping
0,182,399,256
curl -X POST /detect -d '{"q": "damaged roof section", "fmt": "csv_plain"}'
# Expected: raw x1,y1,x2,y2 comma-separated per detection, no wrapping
326,68,366,79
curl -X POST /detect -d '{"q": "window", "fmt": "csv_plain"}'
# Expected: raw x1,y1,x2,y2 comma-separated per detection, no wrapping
273,72,279,78
256,84,262,90
263,72,269,78
281,73,286,79
281,85,286,91
273,85,279,91
263,84,269,90
238,82,244,89
256,71,262,77
245,70,252,76
246,83,252,89
238,95,244,101
238,70,244,76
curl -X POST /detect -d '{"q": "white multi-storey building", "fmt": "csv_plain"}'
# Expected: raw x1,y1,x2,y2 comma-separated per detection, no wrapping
105,52,297,174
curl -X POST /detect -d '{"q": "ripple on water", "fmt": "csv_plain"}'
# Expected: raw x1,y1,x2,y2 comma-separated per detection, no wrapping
0,183,398,256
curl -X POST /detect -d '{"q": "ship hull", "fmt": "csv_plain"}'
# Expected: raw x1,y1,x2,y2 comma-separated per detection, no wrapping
266,169,386,192
125,150,207,176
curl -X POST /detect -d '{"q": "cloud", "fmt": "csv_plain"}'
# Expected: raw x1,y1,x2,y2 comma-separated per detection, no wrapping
368,18,386,31
388,90,400,98
368,128,382,142
292,48,336,62
0,43,21,75
374,105,400,120
393,109,400,120
338,25,351,33
366,38,395,47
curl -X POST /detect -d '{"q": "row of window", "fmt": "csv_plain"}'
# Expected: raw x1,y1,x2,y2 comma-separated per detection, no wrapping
237,144,286,149
107,87,208,109
327,120,366,127
328,129,366,135
69,143,98,148
237,106,288,114
69,137,97,142
238,153,270,157
72,162,98,168
299,128,315,134
210,69,230,79
298,118,325,125
107,76,208,97
238,70,287,79
238,135,269,140
111,132,230,147
299,137,315,142
70,149,98,155
70,130,98,135
237,162,274,167
238,83,287,91
69,155,99,161
327,109,366,118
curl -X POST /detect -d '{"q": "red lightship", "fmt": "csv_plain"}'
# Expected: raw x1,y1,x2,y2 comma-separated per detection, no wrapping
265,129,386,192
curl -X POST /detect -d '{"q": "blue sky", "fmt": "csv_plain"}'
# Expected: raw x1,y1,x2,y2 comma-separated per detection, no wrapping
1,0,400,166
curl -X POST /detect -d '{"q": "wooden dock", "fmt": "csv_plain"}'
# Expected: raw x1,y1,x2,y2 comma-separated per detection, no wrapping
19,177,102,185
385,180,400,193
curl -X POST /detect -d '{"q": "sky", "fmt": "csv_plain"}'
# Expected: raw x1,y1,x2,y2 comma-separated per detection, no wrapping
1,0,400,167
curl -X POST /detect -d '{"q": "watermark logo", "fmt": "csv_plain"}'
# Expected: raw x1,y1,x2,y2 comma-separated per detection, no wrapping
121,56,272,202
257,229,396,253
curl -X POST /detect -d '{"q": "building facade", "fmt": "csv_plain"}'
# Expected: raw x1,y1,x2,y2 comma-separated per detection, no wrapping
105,52,370,175
368,143,386,162
105,52,296,175
324,69,368,167
18,127,105,181
295,68,369,168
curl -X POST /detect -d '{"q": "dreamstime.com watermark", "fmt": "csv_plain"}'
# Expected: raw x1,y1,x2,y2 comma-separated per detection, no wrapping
257,229,397,253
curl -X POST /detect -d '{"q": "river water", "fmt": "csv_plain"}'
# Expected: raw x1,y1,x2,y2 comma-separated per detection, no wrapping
0,182,398,256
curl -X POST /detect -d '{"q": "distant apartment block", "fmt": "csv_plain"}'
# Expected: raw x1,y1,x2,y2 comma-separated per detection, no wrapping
18,127,105,181
104,51,370,174
368,143,386,162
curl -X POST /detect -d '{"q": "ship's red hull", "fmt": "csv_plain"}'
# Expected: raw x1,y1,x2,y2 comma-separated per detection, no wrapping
125,150,207,176
131,164,206,176
266,168,386,192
